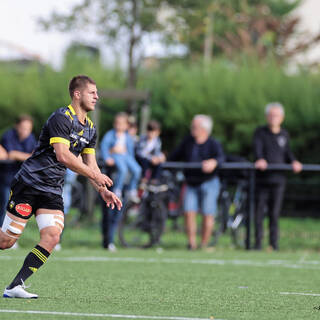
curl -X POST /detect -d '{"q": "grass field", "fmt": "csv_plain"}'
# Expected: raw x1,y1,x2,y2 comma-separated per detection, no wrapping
1,214,320,320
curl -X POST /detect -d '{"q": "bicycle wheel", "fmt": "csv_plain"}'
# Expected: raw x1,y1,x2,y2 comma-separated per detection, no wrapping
147,197,167,247
118,198,167,248
231,211,246,248
211,190,230,246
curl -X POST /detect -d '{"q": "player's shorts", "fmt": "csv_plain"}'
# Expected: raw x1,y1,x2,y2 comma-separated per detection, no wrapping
6,178,64,220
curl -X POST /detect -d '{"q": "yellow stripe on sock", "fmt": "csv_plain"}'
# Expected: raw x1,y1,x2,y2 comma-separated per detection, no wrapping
31,249,47,263
32,248,47,262
31,251,46,263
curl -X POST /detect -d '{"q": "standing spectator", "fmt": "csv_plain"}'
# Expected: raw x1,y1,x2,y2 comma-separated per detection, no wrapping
135,120,166,182
253,102,302,251
0,115,36,226
100,112,141,251
169,115,224,250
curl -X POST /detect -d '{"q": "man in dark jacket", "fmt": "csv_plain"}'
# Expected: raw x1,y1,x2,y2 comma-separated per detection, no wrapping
253,102,302,250
169,114,224,250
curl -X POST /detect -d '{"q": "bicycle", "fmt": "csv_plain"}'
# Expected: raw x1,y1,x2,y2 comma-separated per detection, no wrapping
118,183,168,248
211,178,248,248
118,169,185,248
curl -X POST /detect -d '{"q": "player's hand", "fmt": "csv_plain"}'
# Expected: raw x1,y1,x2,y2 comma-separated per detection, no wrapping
202,159,217,173
94,172,113,188
255,159,268,171
292,160,303,173
100,188,122,210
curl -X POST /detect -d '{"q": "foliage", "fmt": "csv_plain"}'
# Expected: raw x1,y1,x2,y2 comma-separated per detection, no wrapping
140,58,320,162
39,0,165,88
161,0,320,63
0,54,124,138
0,54,320,164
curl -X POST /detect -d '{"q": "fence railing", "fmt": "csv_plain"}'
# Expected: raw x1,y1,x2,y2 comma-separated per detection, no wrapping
161,161,320,250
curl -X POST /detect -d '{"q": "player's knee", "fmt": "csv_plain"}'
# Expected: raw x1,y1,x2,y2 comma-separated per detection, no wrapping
1,214,26,245
40,228,61,248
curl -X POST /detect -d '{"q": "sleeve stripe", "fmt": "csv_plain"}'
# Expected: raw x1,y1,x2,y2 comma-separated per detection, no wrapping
50,137,70,147
82,148,95,155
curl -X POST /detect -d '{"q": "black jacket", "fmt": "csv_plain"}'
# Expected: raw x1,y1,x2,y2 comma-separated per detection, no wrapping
253,125,296,183
169,134,225,186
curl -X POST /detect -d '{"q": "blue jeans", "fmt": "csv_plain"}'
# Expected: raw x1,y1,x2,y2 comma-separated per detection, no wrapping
111,154,141,192
62,169,77,214
183,176,220,216
101,201,123,246
0,184,10,227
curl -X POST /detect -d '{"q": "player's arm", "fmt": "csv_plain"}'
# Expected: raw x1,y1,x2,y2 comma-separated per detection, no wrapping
52,142,112,188
82,153,122,210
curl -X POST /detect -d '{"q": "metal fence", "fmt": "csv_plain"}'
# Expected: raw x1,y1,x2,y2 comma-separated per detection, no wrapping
162,162,320,249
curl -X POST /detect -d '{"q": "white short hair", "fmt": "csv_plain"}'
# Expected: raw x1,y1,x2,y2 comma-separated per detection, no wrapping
192,114,213,134
265,102,285,116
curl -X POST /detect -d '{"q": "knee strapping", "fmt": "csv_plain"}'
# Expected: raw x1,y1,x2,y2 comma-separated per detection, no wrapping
36,214,64,233
1,215,26,239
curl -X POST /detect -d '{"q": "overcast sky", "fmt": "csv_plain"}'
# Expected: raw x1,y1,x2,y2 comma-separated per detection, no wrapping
0,0,319,68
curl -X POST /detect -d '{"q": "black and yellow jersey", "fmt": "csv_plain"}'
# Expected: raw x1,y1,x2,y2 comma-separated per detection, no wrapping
15,105,97,195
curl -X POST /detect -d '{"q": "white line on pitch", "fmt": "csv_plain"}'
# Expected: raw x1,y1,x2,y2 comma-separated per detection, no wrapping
0,310,224,320
280,292,320,297
1,256,320,270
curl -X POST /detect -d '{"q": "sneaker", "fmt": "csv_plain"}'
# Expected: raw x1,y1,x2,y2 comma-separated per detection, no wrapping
127,190,140,203
107,243,117,252
3,283,38,299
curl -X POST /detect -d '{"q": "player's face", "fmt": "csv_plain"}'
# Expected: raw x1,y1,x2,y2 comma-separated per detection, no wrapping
266,107,284,128
79,83,99,112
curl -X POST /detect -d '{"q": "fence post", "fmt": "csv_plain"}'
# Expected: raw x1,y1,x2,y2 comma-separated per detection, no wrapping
246,168,255,250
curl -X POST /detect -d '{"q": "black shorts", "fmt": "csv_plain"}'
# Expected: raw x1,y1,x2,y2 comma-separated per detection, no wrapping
6,179,64,220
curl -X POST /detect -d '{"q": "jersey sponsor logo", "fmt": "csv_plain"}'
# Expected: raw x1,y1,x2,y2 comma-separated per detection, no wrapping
15,203,32,217
70,133,89,144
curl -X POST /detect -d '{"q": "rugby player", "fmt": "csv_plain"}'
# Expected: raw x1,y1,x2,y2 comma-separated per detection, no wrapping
0,75,122,298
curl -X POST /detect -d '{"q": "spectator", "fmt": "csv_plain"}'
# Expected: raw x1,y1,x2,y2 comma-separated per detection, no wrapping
128,116,139,144
135,120,166,182
169,114,224,250
0,115,36,226
100,112,142,252
253,102,302,251
100,112,141,201
0,145,8,160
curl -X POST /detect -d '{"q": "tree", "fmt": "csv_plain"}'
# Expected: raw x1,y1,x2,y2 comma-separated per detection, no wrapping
161,0,320,63
39,0,164,89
